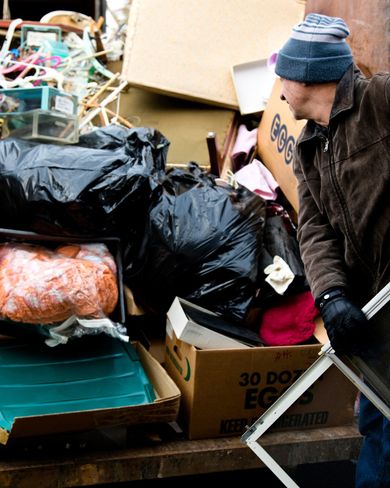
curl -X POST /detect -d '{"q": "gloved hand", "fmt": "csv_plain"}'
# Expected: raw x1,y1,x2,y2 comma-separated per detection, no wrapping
315,288,369,355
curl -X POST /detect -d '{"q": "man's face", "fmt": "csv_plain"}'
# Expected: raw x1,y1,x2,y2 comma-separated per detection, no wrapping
279,78,310,120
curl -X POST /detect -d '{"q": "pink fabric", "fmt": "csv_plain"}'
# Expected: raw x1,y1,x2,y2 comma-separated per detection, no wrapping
235,158,279,200
267,51,278,70
231,124,258,170
259,291,319,346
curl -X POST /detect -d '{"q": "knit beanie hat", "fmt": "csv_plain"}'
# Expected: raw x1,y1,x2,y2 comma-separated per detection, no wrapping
275,13,353,83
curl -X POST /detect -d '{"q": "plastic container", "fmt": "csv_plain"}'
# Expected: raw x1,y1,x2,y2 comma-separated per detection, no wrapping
20,24,62,47
0,87,77,116
3,109,79,144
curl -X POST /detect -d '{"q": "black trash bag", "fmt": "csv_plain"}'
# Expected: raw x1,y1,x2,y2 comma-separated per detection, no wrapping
0,125,169,237
125,163,266,323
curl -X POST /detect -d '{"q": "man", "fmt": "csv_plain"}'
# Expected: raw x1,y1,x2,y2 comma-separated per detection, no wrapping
275,13,390,488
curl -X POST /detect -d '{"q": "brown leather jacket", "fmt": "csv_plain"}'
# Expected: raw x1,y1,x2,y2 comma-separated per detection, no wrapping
294,64,390,306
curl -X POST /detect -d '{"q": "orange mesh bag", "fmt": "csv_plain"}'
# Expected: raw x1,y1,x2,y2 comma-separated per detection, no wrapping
0,242,118,324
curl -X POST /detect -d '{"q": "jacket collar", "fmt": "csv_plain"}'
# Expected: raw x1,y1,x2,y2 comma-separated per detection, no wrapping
298,63,356,145
330,63,355,119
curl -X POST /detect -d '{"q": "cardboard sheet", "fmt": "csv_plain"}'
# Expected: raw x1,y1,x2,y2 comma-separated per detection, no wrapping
122,0,304,108
118,87,237,169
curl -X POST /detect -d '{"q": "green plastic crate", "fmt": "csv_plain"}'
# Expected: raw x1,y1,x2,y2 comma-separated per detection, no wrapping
0,336,156,432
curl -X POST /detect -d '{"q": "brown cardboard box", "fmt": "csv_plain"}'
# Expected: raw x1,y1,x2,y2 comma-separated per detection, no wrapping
257,78,306,212
1,342,180,444
165,328,357,440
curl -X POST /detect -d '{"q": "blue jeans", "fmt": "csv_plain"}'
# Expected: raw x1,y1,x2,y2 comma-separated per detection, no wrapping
355,394,390,487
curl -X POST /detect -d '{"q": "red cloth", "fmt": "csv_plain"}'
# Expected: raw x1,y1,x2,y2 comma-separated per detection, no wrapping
259,291,318,346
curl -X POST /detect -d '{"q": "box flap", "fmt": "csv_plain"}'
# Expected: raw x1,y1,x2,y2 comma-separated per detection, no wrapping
167,297,250,349
178,298,263,347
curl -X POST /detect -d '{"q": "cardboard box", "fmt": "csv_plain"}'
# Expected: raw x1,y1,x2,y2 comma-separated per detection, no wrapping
257,78,306,212
1,341,180,444
165,329,357,440
122,0,304,109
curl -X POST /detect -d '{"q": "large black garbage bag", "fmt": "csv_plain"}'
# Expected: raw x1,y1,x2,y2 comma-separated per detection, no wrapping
0,125,169,237
125,163,266,323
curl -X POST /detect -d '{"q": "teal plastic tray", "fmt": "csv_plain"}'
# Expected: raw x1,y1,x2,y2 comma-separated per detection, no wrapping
0,337,156,432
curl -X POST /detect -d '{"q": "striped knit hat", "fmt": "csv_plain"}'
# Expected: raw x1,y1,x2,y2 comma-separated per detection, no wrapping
275,13,353,83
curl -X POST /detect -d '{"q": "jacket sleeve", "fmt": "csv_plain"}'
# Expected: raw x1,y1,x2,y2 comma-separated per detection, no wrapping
294,156,349,299
382,73,390,106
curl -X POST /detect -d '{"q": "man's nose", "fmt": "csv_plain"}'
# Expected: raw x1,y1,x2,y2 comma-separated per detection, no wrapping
280,93,286,101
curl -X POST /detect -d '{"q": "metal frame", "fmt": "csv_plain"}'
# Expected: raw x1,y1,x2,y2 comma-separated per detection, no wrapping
241,283,390,488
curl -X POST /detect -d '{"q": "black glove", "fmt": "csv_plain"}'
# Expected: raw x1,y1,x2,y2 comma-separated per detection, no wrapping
315,288,369,355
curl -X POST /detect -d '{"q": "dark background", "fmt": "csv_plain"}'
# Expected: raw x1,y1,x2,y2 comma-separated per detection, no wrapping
0,0,106,21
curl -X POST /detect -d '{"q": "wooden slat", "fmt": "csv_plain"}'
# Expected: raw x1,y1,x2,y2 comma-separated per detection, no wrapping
0,426,362,487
